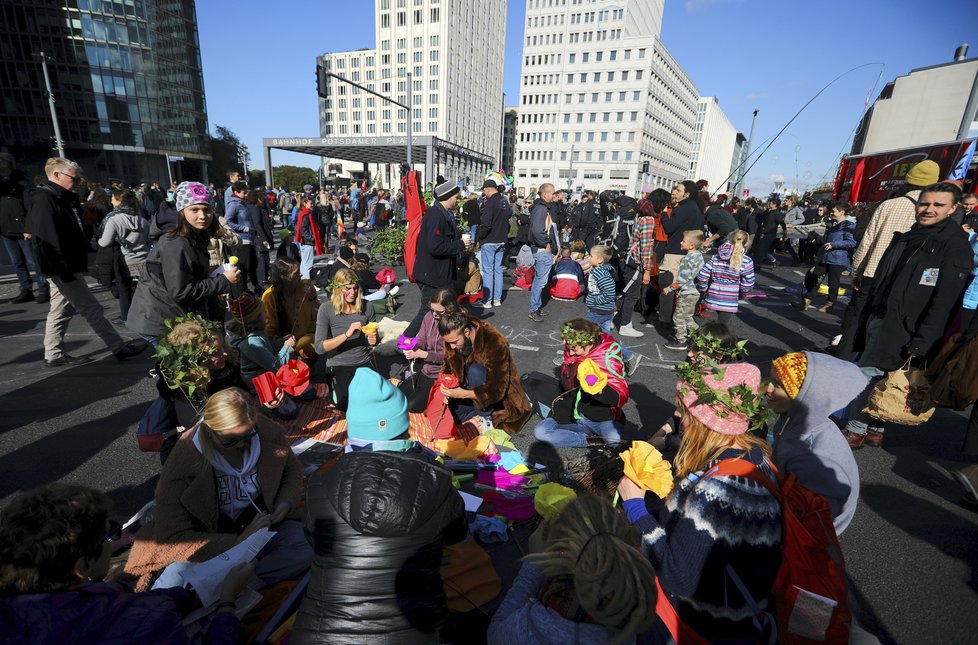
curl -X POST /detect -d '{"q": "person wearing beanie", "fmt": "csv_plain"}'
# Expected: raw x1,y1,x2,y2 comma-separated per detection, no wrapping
293,367,467,644
843,182,972,449
617,361,782,642
127,181,241,345
836,159,942,360
766,351,866,534
404,179,471,338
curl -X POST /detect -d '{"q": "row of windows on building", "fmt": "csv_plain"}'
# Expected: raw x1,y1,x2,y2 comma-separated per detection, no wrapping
379,0,440,8
519,138,637,161
379,7,440,28
528,0,604,9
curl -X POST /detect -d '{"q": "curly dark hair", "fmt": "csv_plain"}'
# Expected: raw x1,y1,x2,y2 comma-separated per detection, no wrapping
0,484,111,593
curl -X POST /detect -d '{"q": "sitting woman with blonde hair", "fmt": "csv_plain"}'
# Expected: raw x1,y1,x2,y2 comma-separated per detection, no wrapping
313,267,379,411
617,362,781,643
125,388,311,589
488,493,659,644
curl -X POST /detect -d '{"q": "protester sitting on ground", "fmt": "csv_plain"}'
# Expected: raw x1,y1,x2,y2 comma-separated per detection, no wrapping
765,351,864,534
0,483,252,644
695,230,755,325
533,319,629,448
569,239,592,273
797,202,856,313
585,244,641,375
661,230,706,350
617,361,781,642
313,267,379,411
98,188,150,323
397,288,460,413
128,182,240,346
292,368,467,644
487,494,658,645
125,388,311,590
321,241,356,286
438,310,532,434
351,252,399,302
548,246,586,301
261,256,318,362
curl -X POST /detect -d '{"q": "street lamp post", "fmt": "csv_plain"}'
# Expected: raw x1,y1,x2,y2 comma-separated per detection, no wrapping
36,52,64,158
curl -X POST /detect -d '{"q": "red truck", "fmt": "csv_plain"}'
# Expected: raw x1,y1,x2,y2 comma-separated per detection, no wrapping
833,139,976,203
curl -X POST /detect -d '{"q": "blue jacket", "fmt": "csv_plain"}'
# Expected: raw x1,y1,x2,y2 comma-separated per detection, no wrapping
585,263,616,313
819,219,856,267
964,232,978,311
224,195,251,244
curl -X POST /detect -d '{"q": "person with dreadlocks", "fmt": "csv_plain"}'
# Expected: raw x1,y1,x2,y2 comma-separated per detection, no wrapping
261,256,319,362
533,318,629,447
487,494,660,645
313,267,379,411
618,361,781,643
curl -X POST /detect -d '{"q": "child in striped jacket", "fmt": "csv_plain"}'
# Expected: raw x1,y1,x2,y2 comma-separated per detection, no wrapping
695,230,755,324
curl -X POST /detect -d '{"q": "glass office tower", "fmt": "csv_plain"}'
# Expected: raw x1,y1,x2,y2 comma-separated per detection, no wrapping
0,0,210,184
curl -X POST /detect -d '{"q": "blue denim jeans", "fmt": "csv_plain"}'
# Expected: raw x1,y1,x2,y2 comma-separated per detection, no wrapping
533,416,624,447
450,362,494,423
529,250,554,312
299,243,315,278
480,242,505,303
586,310,634,361
1,236,48,296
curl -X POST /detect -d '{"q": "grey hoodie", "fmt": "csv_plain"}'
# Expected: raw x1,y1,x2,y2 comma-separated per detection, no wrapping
771,351,866,534
98,206,150,266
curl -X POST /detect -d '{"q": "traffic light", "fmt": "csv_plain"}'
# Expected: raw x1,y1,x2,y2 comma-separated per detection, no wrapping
641,160,650,174
316,65,330,99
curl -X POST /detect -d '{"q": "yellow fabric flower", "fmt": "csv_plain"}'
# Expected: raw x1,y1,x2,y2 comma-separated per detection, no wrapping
534,483,577,522
361,322,379,335
576,358,608,395
620,441,674,498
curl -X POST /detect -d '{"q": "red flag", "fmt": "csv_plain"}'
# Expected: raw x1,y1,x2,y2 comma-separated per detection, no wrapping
402,169,426,283
849,158,866,203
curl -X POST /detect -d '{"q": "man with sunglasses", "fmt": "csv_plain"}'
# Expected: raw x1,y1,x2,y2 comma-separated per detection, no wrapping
26,157,146,367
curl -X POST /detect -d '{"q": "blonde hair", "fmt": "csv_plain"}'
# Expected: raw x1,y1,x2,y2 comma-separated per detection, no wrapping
726,230,750,273
329,267,363,315
525,494,657,644
672,398,770,480
589,244,613,263
195,388,257,466
683,229,705,248
44,157,81,180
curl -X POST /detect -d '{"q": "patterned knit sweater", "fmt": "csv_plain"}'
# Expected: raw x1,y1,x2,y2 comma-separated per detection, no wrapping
624,447,781,643
695,242,755,313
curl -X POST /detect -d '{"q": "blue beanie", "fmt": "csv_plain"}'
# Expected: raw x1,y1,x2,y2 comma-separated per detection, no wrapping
346,368,409,442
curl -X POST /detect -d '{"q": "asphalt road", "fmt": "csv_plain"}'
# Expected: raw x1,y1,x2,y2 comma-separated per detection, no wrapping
1,246,975,644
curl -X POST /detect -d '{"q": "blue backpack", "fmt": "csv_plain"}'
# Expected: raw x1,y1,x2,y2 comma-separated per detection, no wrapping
136,396,179,453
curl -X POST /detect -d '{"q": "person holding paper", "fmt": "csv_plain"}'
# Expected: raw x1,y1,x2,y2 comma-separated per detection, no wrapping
0,483,251,643
125,388,311,590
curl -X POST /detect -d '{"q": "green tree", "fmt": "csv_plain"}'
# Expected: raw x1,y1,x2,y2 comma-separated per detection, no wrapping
273,165,318,192
247,169,266,188
208,125,248,180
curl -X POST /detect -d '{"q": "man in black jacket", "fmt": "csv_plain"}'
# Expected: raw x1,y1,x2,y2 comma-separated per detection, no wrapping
405,180,470,336
528,183,559,322
0,153,49,304
475,178,510,308
844,182,972,449
26,157,145,367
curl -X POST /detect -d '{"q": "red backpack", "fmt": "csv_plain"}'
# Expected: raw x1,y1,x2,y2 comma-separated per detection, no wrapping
706,458,851,645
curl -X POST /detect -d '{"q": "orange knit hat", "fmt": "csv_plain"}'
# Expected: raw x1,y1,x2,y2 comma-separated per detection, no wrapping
772,352,808,399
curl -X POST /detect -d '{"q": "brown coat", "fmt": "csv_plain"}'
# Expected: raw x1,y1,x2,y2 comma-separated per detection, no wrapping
261,279,318,340
124,416,302,589
443,317,531,434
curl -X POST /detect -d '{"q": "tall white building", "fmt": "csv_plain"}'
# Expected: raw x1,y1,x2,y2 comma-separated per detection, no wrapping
688,97,737,195
317,0,506,186
513,0,698,196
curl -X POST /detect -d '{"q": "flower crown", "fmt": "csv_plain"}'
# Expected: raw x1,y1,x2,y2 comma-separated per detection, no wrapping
561,323,600,349
674,359,774,431
325,277,358,293
154,314,219,399
686,328,749,362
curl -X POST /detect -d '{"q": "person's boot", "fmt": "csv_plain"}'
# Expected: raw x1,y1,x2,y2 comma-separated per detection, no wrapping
794,297,811,311
9,290,33,304
817,301,834,314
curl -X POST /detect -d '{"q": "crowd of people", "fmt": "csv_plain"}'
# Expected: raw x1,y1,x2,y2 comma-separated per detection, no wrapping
1,152,977,644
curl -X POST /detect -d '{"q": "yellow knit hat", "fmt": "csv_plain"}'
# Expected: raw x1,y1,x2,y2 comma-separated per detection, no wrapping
905,160,939,186
772,352,808,399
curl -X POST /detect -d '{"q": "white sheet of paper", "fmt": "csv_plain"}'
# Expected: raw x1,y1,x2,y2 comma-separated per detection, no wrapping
152,528,276,607
458,490,484,512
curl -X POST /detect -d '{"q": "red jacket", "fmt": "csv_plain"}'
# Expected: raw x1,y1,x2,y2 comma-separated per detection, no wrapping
549,257,585,300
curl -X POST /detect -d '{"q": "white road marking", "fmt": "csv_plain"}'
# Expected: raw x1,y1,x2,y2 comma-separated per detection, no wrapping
509,344,540,352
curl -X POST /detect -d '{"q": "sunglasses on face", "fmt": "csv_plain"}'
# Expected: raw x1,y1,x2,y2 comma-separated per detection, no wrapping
218,428,257,448
102,519,122,543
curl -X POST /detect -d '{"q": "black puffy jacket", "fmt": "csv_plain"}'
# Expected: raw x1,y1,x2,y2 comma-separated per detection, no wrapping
292,449,467,645
0,170,29,237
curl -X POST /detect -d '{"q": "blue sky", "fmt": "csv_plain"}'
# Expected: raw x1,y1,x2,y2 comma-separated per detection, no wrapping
197,0,978,193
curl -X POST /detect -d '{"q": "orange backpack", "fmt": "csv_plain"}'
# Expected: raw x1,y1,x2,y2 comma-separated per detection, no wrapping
706,458,851,645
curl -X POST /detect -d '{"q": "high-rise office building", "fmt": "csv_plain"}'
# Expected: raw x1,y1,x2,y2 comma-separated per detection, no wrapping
501,107,519,174
688,97,737,195
513,0,698,195
0,0,211,183
318,0,506,187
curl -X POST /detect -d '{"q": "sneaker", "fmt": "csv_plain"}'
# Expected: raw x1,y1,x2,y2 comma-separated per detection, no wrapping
45,354,94,368
472,301,493,309
539,308,550,316
114,340,149,361
619,323,644,338
492,300,502,307
9,291,33,304
35,293,50,304
528,310,545,322
794,298,811,311
388,285,400,296
625,353,643,376
817,302,834,314
664,341,687,351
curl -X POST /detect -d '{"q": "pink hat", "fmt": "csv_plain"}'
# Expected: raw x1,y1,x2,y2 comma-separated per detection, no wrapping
677,362,762,435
